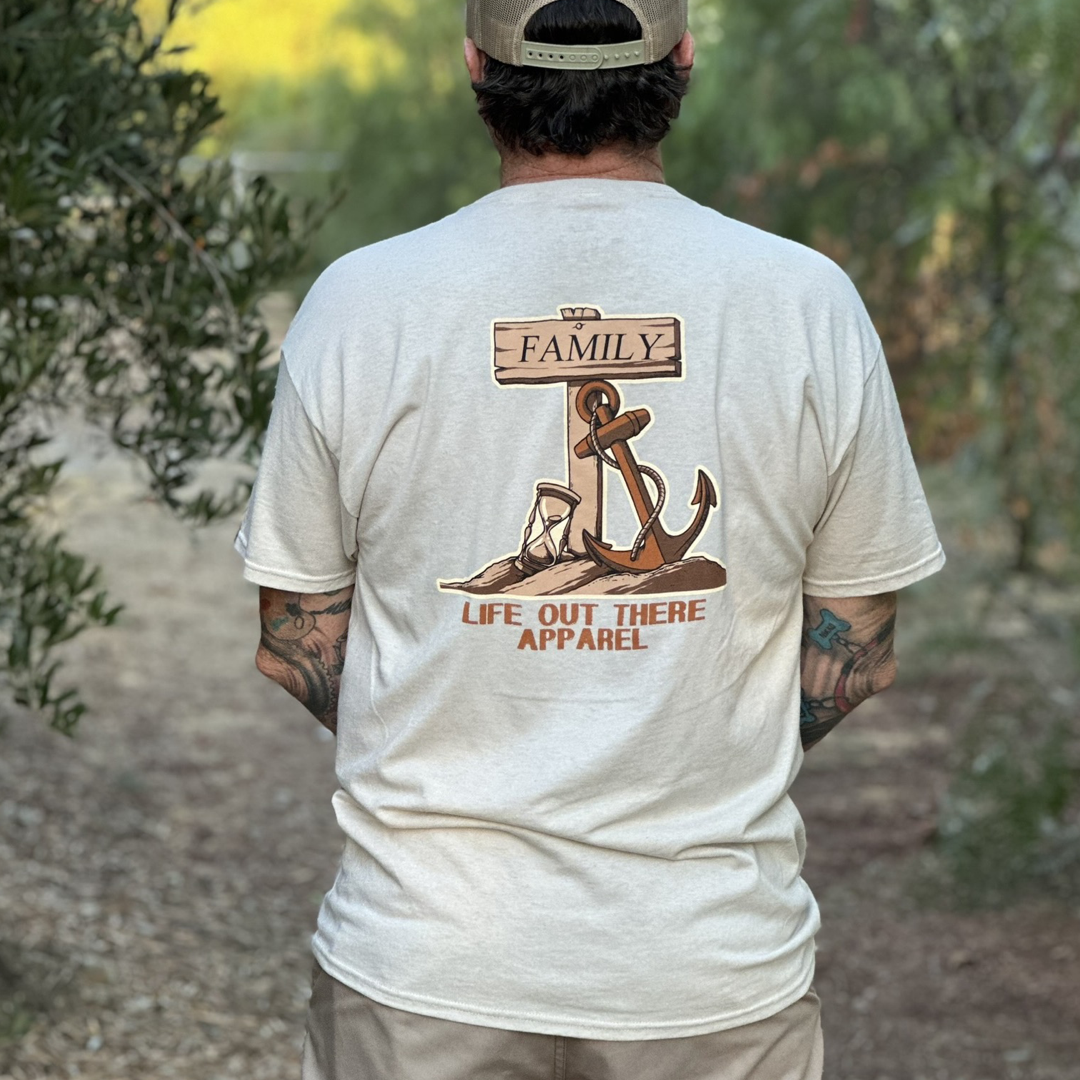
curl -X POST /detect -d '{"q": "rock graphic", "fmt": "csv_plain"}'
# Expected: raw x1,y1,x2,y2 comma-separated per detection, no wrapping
441,555,726,597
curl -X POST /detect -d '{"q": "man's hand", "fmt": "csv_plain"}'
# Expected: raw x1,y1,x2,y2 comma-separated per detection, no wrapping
799,592,897,751
255,586,354,735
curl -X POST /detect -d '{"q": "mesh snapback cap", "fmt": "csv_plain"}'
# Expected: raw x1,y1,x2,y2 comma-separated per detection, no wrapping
466,0,687,70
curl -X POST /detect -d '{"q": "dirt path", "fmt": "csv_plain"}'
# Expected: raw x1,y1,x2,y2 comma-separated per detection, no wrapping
797,700,1080,1079
2,411,1078,1079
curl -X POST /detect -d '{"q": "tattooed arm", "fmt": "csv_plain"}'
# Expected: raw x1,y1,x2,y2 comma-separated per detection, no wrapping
799,592,898,751
255,586,354,735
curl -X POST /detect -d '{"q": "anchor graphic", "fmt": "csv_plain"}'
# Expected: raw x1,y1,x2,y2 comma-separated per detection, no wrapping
573,379,717,574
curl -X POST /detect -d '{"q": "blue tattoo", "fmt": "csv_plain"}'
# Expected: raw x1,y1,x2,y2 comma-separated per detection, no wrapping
808,608,852,652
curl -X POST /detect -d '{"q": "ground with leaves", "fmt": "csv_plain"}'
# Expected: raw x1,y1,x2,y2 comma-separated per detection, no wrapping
1,406,1078,1080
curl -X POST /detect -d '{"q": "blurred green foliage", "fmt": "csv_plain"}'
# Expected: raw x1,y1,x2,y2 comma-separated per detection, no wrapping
233,0,500,270
893,467,1079,907
0,0,318,732
934,712,1078,907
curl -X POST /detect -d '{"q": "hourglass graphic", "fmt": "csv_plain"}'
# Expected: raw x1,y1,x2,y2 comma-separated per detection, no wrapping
514,482,581,576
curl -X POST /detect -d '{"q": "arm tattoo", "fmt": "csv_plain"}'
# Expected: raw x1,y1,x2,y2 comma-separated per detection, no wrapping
799,593,897,751
257,586,354,735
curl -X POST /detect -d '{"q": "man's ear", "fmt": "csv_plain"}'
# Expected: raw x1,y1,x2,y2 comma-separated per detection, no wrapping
671,30,694,71
464,37,486,83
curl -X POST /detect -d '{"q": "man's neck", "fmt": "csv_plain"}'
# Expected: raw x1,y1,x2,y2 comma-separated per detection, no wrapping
499,143,665,187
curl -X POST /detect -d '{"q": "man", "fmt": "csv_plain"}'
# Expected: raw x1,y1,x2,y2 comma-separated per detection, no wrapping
235,0,945,1076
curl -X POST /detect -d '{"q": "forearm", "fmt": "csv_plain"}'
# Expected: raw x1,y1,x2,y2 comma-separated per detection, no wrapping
799,592,898,750
255,586,354,734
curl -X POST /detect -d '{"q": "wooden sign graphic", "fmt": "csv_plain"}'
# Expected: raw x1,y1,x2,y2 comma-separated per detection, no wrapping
491,307,684,555
493,310,681,385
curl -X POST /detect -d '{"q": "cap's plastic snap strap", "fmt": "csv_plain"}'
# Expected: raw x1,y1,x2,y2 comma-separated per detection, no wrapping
520,39,647,70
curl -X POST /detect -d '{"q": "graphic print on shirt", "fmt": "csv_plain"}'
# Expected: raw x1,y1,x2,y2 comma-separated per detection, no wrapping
439,306,726,598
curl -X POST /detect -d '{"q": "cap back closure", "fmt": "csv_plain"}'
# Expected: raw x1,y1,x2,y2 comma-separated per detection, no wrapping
520,39,647,69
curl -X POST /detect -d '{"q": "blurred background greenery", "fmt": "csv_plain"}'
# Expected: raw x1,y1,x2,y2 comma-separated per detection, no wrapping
2,0,1079,1074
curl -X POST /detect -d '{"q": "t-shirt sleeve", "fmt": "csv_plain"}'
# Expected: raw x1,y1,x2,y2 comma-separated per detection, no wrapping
233,357,358,592
803,350,945,596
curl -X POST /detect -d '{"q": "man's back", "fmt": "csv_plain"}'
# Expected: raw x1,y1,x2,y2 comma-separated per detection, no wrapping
237,177,943,1037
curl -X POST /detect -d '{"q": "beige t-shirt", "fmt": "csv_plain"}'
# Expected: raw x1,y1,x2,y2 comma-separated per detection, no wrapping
235,178,944,1039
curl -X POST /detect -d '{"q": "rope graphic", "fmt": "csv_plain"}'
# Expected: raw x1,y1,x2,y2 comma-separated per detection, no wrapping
588,402,666,562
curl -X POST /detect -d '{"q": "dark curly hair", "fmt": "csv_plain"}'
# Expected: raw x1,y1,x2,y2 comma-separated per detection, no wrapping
471,0,690,157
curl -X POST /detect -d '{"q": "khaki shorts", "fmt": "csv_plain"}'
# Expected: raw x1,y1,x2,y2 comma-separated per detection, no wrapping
301,961,824,1080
